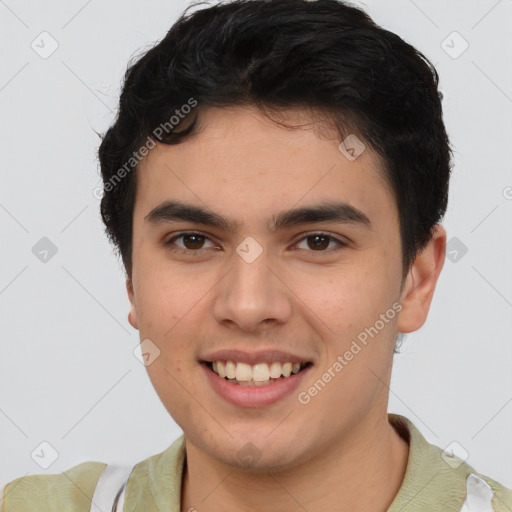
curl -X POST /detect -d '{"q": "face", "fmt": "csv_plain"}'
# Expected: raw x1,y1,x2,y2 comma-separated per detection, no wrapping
126,105,442,471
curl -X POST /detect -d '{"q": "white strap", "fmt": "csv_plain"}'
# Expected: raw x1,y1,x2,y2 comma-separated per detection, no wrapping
113,477,128,512
459,474,496,512
90,464,133,512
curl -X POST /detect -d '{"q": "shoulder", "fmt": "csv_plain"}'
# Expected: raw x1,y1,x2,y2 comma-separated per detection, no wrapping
1,461,106,512
428,441,512,511
1,436,186,512
428,443,512,512
462,472,512,512
389,414,512,512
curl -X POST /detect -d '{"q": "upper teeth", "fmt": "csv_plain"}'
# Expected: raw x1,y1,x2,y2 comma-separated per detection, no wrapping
211,361,303,381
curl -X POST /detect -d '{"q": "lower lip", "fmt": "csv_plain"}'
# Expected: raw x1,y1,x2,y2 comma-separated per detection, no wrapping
201,363,312,408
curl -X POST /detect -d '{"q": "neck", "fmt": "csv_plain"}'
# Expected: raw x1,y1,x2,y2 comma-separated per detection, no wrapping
181,413,410,512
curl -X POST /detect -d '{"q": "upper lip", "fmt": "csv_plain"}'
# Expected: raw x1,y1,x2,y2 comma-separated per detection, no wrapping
199,349,314,366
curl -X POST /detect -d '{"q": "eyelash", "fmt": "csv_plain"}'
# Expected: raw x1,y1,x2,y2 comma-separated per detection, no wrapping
164,231,348,256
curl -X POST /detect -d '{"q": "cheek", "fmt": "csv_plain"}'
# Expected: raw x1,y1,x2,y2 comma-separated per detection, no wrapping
132,257,216,371
144,358,193,429
133,257,207,335
289,263,385,331
289,253,400,363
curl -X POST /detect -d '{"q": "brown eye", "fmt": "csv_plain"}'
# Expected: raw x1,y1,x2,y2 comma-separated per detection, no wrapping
181,234,206,250
295,233,346,252
165,232,217,253
306,234,330,250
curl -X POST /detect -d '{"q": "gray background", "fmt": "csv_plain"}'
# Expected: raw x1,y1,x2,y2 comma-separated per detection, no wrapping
1,0,511,489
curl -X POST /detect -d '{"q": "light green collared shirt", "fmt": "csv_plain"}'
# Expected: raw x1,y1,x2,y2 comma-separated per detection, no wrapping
2,414,511,511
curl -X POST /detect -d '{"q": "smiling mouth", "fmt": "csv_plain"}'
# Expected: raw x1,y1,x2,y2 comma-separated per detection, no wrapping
203,360,313,386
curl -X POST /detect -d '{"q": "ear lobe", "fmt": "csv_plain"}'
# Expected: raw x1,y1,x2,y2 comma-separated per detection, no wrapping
397,224,446,333
126,278,139,330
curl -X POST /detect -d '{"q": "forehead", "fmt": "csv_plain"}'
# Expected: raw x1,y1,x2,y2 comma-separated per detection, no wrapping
134,106,396,230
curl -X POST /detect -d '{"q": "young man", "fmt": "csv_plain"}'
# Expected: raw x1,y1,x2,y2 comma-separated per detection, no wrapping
2,0,511,510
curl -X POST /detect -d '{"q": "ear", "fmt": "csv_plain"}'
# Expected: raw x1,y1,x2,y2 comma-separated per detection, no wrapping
126,278,139,330
397,224,446,333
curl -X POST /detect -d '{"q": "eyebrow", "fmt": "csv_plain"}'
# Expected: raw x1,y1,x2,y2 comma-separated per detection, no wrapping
144,200,372,232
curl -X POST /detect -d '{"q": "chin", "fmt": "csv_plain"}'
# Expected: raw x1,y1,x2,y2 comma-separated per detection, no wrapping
221,444,302,472
206,428,314,472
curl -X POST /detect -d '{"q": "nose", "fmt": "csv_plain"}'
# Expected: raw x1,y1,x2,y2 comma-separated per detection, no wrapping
212,246,293,333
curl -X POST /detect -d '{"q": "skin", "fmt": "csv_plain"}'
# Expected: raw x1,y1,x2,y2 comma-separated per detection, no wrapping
126,105,446,511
